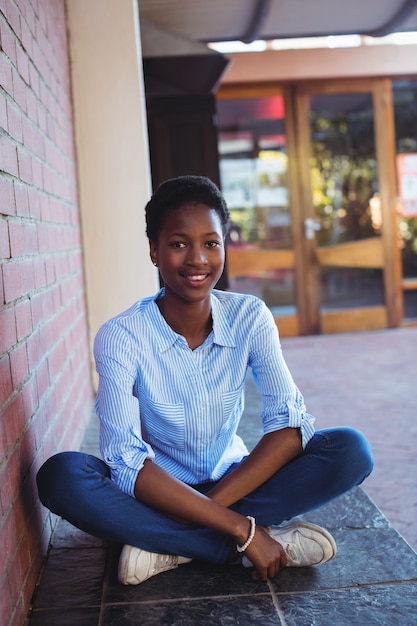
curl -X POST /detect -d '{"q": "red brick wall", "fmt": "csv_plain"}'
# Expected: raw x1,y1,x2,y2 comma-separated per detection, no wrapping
0,2,94,625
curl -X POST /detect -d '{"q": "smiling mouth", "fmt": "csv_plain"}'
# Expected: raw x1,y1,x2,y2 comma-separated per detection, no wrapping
181,273,209,282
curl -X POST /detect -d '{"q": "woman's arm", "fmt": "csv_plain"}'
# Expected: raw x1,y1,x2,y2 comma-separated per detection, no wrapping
134,459,288,580
205,427,302,507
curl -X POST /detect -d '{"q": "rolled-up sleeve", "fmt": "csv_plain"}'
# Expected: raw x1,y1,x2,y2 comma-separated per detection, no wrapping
248,302,315,448
94,322,155,496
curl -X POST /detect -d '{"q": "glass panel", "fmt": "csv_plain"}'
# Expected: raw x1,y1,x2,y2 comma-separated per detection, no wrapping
310,93,384,310
217,96,296,316
393,80,417,320
320,267,384,310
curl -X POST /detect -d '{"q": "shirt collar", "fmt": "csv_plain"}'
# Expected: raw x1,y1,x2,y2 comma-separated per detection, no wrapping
145,289,237,352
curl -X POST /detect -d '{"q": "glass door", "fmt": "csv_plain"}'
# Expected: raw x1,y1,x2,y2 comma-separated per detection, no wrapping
217,91,300,336
291,80,402,334
216,80,402,336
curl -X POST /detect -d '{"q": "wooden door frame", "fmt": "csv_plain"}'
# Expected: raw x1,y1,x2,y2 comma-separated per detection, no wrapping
217,78,403,335
288,78,402,334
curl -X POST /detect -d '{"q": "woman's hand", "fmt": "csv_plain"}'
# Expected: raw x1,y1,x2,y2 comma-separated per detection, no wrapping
243,525,287,580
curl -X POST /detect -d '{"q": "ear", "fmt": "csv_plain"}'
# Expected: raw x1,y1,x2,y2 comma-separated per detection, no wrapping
149,240,158,267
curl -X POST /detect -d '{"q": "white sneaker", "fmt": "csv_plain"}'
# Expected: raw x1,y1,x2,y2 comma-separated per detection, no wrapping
270,521,337,567
118,545,192,585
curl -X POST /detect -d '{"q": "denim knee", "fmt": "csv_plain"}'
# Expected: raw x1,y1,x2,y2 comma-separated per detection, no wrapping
346,427,373,473
37,452,74,508
331,426,374,485
36,451,108,511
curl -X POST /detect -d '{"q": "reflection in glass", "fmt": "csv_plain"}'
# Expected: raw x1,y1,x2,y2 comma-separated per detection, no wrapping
310,93,384,310
217,96,296,315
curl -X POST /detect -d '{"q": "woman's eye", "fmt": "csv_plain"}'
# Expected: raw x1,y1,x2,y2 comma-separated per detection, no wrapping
171,241,186,248
206,241,220,248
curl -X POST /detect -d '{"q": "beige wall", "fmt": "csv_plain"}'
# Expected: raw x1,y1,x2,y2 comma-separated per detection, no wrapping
66,0,158,381
221,43,417,83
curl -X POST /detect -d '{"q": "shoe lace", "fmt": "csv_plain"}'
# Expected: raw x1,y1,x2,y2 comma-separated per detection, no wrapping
285,543,299,563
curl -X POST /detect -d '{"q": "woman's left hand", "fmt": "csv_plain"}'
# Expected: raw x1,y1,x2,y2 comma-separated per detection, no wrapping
243,525,287,580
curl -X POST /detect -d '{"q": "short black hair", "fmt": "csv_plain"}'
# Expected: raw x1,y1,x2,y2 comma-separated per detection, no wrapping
145,175,230,242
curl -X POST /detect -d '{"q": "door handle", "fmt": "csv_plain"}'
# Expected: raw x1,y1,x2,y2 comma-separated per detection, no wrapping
304,218,322,240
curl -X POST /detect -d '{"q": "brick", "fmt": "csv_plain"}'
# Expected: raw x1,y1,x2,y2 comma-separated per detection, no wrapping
0,352,12,406
2,259,24,302
0,219,10,258
0,15,17,66
20,14,33,57
28,186,41,218
16,42,30,84
31,156,43,188
21,1,36,37
35,358,49,403
8,219,25,256
0,176,16,217
44,255,55,283
28,59,39,96
15,298,32,340
0,137,19,178
26,329,41,371
32,43,48,92
0,562,13,626
25,220,39,255
13,182,29,217
3,392,25,451
33,256,46,289
3,0,21,40
23,116,44,159
30,288,53,327
6,100,23,142
0,447,20,512
0,306,16,353
0,92,6,132
36,100,47,134
36,221,51,251
10,341,29,388
0,266,4,305
0,51,14,97
7,536,29,613
25,87,37,123
20,373,38,419
50,281,60,310
11,66,26,111
21,255,35,295
16,146,32,183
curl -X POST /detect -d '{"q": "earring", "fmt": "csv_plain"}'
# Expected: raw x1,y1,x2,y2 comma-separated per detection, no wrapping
153,261,158,267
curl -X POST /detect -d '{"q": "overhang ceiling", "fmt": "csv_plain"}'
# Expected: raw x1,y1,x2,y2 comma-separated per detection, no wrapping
139,0,417,44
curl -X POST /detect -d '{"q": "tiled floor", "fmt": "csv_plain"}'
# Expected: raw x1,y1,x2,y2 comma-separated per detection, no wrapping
27,328,417,625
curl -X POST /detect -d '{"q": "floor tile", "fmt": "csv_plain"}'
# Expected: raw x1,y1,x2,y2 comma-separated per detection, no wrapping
28,607,101,626
102,595,280,626
270,527,417,593
275,582,417,626
295,486,390,531
32,548,106,609
51,518,106,549
105,553,268,604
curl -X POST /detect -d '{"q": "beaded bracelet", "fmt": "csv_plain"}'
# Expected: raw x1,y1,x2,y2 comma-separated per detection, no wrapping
236,516,256,553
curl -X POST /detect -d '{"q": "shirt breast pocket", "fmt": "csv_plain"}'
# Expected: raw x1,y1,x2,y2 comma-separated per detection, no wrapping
140,396,186,451
220,386,244,434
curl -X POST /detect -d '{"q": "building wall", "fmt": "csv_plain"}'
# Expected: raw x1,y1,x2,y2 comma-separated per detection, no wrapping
66,0,158,375
0,2,94,625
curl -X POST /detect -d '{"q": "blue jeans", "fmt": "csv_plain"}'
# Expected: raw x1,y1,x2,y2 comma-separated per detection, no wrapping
36,427,373,564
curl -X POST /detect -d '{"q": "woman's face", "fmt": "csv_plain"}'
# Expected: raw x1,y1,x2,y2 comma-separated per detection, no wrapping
150,202,225,307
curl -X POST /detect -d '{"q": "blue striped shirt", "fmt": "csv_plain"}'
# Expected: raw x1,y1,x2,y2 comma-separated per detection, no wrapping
94,289,315,496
